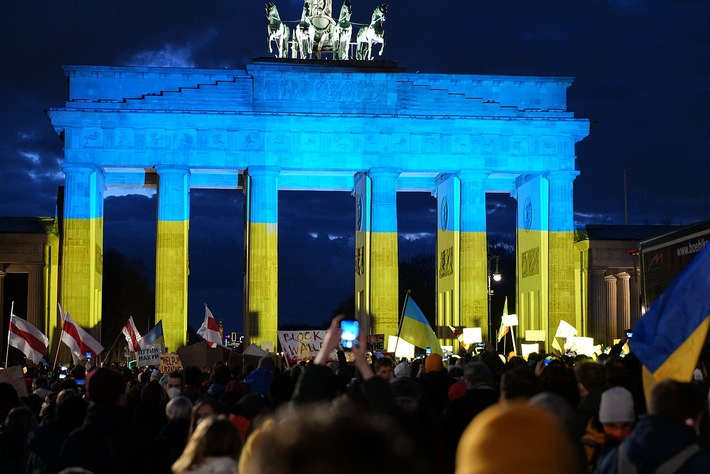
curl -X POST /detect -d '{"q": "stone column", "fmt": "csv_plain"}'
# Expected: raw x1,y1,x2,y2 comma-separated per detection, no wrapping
616,272,631,334
588,269,606,345
368,169,399,340
457,171,488,339
60,164,105,333
604,274,618,345
26,265,43,329
155,166,190,352
244,167,279,348
547,171,579,342
0,267,5,352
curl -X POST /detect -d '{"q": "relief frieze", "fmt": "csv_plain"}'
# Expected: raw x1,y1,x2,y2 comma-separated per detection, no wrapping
262,79,386,103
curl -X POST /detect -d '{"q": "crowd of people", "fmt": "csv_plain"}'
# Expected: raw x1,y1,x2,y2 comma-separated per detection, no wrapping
1,315,710,473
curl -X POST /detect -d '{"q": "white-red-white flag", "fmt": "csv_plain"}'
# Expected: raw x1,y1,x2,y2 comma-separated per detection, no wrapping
9,312,49,364
121,316,142,352
198,304,222,348
59,305,104,359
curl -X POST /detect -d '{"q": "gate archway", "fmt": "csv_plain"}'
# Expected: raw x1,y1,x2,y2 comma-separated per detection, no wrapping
49,59,589,352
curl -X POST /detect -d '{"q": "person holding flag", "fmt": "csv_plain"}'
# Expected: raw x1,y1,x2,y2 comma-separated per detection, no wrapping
7,302,49,365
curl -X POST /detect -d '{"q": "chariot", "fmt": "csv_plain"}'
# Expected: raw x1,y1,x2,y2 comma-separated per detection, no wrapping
266,1,385,61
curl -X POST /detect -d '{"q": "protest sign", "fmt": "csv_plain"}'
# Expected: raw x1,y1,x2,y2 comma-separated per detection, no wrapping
136,344,163,367
0,366,28,397
159,353,184,373
366,334,385,353
278,330,337,363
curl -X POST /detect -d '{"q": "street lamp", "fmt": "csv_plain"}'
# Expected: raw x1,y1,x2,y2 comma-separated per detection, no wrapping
488,255,502,343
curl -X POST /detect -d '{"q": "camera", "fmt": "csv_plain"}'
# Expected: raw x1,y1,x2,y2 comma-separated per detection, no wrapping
340,319,359,351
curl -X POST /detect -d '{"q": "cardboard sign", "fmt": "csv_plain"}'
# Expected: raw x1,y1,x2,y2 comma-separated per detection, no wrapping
366,334,385,353
159,353,184,373
136,344,163,367
0,366,28,398
278,330,337,363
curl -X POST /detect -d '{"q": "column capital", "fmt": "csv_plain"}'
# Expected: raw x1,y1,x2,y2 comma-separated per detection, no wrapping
545,170,580,183
367,168,400,180
604,274,617,282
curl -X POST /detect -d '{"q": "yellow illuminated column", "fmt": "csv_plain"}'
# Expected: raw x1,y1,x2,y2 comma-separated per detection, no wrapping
155,167,190,352
516,175,549,349
368,169,399,340
547,171,579,338
61,164,105,336
457,171,489,340
243,167,279,348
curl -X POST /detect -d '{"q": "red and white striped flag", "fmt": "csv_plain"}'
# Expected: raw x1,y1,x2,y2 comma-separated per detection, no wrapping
9,311,49,364
59,304,104,360
198,304,222,348
121,316,143,352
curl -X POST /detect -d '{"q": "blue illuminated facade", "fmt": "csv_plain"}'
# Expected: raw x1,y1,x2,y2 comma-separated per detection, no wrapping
49,59,589,351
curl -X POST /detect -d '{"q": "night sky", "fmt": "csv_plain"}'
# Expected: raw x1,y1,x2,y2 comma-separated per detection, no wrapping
1,1,708,335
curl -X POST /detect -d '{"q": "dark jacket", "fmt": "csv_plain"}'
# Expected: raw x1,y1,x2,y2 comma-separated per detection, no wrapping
57,403,172,474
595,415,710,473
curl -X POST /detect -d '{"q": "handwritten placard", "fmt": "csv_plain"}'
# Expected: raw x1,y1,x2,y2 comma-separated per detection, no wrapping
159,353,184,373
278,330,337,363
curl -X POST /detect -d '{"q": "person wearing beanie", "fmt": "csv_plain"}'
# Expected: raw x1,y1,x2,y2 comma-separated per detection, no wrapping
456,402,582,474
598,386,636,441
440,362,499,469
580,386,636,472
424,353,444,373
595,380,710,473
418,354,454,418
394,361,412,379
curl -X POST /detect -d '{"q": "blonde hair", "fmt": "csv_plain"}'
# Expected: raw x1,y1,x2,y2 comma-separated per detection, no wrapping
171,415,242,474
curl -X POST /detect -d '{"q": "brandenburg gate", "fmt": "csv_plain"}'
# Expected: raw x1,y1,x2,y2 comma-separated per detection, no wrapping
48,58,589,352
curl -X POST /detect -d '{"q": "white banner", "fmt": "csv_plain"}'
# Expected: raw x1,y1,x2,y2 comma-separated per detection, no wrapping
278,330,337,363
555,320,578,339
136,344,163,367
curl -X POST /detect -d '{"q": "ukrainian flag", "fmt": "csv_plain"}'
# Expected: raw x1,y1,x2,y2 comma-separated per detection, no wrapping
630,244,710,400
141,320,165,348
400,294,443,355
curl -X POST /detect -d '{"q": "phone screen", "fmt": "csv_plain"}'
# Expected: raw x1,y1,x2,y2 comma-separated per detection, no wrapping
340,320,359,350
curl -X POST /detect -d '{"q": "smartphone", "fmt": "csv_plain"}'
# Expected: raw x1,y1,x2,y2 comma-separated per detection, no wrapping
425,347,432,356
340,319,359,351
544,356,554,367
86,352,92,358
624,329,633,338
59,373,67,379
76,379,85,385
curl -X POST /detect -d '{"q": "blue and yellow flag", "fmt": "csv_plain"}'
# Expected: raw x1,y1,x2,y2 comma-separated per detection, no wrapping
141,320,165,348
630,243,710,400
400,295,443,355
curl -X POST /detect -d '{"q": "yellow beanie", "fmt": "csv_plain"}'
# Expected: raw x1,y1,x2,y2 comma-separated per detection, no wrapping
424,353,443,372
455,402,580,474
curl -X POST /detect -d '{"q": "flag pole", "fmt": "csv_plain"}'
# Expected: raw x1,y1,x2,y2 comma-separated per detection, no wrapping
4,301,13,368
102,330,125,367
52,304,65,370
394,290,410,356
